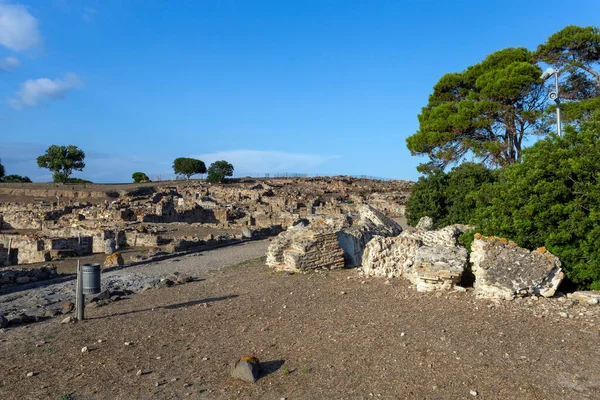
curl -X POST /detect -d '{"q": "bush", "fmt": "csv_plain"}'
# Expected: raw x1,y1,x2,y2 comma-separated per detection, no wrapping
405,163,495,227
132,172,149,183
0,159,4,180
1,174,32,183
207,160,234,183
473,118,600,289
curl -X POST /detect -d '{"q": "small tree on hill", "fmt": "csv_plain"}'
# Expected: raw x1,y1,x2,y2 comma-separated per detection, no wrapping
132,172,150,183
0,159,5,180
172,157,206,180
207,160,234,183
36,145,86,183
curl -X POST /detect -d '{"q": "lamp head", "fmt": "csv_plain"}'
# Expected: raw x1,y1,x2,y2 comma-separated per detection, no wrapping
541,68,558,80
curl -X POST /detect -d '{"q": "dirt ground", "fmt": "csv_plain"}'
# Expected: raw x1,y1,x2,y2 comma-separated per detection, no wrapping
1,257,599,400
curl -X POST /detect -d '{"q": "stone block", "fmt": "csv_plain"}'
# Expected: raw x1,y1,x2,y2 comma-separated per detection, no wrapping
471,234,563,300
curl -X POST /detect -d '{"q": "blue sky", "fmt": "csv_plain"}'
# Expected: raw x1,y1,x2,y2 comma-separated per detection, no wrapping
0,0,599,183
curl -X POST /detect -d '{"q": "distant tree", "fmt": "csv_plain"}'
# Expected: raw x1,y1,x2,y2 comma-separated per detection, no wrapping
1,174,32,183
36,145,86,183
172,157,206,180
207,160,234,183
406,48,545,173
132,172,150,183
0,159,4,180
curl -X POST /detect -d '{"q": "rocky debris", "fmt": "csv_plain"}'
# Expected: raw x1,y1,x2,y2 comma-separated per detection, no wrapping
0,266,58,288
104,252,125,268
231,355,261,383
406,245,468,292
241,227,253,239
471,234,564,300
267,205,401,272
0,314,8,328
416,216,434,231
568,291,600,304
61,316,74,324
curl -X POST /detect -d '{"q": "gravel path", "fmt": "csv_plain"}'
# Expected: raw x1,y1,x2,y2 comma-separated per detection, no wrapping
0,240,270,317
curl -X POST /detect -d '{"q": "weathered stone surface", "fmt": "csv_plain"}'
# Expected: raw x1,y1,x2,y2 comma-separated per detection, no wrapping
103,252,125,268
568,291,600,303
361,236,422,278
471,234,564,300
337,205,403,267
0,314,8,328
416,216,434,231
361,225,468,292
61,301,74,314
231,356,260,383
400,225,462,247
241,227,253,239
266,220,345,272
406,245,468,292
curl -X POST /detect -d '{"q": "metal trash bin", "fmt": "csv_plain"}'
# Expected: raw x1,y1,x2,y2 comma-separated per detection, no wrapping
81,263,101,295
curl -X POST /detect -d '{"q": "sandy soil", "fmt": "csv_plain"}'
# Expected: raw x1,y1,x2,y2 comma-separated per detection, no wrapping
1,256,599,400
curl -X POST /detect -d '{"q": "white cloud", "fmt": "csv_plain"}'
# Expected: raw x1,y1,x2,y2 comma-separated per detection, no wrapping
0,2,42,51
194,150,339,176
8,73,83,109
0,55,19,71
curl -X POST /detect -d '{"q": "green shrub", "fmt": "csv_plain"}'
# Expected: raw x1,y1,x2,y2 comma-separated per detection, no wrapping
132,172,149,183
474,117,600,289
405,163,494,227
1,174,32,183
405,169,448,227
64,178,92,184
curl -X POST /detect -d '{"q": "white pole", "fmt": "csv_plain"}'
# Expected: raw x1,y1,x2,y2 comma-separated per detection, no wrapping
555,72,562,137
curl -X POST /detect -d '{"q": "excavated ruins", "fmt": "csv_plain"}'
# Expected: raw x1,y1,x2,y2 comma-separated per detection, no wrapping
0,177,410,277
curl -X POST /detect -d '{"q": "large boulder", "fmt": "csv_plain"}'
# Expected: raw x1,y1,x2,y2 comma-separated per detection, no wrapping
361,225,469,292
471,234,564,300
337,205,403,267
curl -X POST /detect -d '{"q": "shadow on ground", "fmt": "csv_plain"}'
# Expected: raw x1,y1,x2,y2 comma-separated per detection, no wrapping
89,294,239,320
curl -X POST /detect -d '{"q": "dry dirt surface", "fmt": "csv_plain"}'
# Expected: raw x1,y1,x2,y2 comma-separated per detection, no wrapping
1,258,599,400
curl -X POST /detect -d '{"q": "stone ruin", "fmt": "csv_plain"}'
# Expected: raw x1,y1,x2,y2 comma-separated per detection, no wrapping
269,213,568,300
0,177,412,267
266,205,403,272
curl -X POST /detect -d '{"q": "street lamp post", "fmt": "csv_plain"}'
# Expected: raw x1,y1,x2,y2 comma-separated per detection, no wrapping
541,68,562,137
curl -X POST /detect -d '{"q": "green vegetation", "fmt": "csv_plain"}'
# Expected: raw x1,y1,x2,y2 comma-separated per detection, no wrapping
172,157,206,180
207,160,234,183
1,174,32,183
36,145,86,183
536,25,600,126
406,48,545,173
405,25,600,290
132,171,150,183
474,118,600,289
0,159,4,180
405,163,494,228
